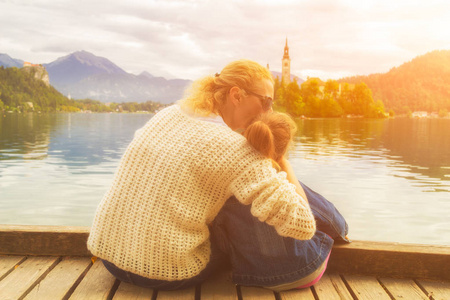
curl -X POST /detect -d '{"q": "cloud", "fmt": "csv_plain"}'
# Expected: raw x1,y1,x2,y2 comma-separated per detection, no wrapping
1,0,449,80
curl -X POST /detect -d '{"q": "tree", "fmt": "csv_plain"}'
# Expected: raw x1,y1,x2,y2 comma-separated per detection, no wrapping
321,94,343,117
324,79,340,98
284,80,304,116
300,79,322,117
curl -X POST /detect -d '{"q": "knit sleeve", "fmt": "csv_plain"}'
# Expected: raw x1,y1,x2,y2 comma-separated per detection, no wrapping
229,159,316,240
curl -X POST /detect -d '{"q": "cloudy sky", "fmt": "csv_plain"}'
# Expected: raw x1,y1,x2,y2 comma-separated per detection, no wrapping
1,0,450,81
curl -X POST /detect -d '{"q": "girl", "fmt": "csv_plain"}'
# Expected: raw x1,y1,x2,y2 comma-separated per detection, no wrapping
232,111,349,290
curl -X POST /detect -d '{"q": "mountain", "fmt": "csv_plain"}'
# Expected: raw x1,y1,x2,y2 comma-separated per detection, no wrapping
0,53,24,68
139,71,154,79
341,50,450,113
41,51,191,104
43,51,128,87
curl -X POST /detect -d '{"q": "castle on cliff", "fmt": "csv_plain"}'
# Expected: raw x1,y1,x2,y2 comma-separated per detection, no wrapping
22,62,50,87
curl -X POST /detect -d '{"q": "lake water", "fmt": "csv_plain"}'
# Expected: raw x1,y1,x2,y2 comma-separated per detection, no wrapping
1,113,449,245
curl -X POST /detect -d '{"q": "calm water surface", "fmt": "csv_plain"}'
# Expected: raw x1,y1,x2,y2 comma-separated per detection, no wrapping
1,113,449,245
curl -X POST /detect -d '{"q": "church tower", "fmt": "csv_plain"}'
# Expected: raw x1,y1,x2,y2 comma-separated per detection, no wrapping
282,37,291,85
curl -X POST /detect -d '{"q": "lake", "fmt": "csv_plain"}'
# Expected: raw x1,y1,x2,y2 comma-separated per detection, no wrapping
1,112,449,245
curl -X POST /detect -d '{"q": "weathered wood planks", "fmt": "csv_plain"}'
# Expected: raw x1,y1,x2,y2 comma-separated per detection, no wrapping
0,254,448,300
313,273,353,300
156,287,196,300
24,257,92,300
0,255,26,280
278,287,315,300
378,277,428,300
416,279,450,300
68,259,117,300
113,282,154,300
0,256,60,300
239,286,276,300
328,240,450,281
0,225,91,256
343,274,391,300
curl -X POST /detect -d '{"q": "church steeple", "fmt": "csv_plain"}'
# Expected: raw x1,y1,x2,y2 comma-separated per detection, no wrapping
282,37,291,85
283,37,290,59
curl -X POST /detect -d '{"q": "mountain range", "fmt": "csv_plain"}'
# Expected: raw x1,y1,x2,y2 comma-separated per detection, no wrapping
0,51,305,104
0,51,191,104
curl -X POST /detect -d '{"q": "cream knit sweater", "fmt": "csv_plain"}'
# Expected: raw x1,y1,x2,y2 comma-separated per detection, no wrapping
87,104,316,281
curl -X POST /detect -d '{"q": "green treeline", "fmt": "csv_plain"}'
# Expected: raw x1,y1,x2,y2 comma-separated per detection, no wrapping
273,77,387,118
342,50,450,114
0,66,166,113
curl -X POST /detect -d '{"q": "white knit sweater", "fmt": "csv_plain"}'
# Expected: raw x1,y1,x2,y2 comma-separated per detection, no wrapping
87,104,316,281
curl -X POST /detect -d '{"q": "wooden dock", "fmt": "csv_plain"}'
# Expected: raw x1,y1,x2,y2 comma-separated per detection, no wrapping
1,225,449,299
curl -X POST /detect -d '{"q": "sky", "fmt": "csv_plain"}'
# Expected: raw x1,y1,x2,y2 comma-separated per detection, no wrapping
1,0,450,81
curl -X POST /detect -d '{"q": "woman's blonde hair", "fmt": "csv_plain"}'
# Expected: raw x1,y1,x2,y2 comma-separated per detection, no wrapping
179,59,273,116
243,112,297,170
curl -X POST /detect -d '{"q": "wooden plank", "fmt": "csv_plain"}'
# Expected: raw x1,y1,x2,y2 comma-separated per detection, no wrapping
156,287,196,300
313,273,353,300
113,282,154,299
239,286,276,300
69,259,117,300
0,255,27,280
201,271,238,300
343,274,391,300
378,277,428,300
329,240,450,281
0,256,60,299
0,225,91,256
24,257,92,300
278,288,315,300
416,279,450,300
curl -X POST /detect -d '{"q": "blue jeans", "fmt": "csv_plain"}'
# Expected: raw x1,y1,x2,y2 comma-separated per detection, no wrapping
210,182,348,287
103,181,349,290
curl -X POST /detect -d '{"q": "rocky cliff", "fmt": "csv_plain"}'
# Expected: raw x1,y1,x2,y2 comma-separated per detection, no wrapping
22,65,50,87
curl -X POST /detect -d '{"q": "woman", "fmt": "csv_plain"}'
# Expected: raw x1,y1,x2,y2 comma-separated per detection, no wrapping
87,59,347,291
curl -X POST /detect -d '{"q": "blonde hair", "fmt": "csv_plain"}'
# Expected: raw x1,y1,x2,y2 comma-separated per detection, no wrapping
243,112,297,170
179,59,273,116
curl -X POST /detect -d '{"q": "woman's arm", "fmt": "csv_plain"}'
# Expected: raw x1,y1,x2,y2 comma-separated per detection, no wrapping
279,157,308,203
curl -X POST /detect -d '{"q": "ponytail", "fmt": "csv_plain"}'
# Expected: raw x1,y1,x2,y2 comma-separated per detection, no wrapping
244,120,276,160
244,112,297,170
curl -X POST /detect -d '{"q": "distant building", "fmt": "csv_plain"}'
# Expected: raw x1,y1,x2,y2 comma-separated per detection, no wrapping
22,62,50,87
23,62,42,67
412,111,428,118
282,38,291,85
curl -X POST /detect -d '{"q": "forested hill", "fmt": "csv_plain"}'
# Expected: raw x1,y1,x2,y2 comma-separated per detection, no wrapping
341,50,450,113
0,67,165,113
0,66,69,112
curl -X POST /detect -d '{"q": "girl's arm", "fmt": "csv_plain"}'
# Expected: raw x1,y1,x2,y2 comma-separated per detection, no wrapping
279,157,308,203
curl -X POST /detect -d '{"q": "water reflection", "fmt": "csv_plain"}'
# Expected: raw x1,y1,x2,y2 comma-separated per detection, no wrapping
294,118,450,191
0,113,153,227
0,114,449,245
289,118,449,245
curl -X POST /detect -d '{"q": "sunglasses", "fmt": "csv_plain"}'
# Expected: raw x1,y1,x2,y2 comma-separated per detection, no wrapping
244,90,274,110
